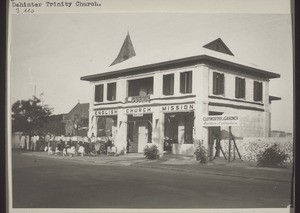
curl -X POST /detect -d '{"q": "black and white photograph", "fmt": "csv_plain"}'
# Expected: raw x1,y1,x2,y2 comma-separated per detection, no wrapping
7,0,294,212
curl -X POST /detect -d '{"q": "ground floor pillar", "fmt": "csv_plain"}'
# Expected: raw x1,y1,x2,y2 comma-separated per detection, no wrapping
194,102,209,151
152,109,164,156
116,111,127,155
88,110,97,137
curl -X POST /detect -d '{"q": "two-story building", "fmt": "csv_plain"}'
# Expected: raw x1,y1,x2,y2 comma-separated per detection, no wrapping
81,33,280,156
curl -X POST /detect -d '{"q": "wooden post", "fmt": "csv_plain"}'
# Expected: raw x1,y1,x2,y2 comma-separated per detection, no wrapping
233,142,236,161
228,126,231,163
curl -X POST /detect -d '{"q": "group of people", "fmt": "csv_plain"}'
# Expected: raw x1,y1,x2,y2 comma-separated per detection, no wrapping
20,133,42,151
19,132,117,157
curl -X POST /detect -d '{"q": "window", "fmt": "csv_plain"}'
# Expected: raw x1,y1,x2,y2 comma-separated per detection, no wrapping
107,82,116,101
128,77,153,97
213,72,224,95
253,81,263,101
180,71,192,94
95,84,103,102
163,74,174,95
235,77,245,98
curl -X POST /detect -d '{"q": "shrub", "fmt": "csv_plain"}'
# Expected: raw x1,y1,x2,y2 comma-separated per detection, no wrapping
194,145,208,164
144,145,159,160
257,144,288,167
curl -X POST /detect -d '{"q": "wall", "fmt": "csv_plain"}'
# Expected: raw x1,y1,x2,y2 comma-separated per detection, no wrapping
209,105,265,137
220,137,293,163
207,65,269,137
12,132,22,148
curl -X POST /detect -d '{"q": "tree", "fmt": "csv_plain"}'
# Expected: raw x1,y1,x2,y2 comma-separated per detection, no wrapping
11,96,53,133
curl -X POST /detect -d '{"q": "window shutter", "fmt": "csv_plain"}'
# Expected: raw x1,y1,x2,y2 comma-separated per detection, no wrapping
235,77,239,98
163,74,174,95
107,82,116,101
170,74,174,95
180,73,184,93
219,74,224,94
213,72,217,94
242,79,245,98
188,72,192,93
254,81,258,101
95,84,103,102
259,82,263,101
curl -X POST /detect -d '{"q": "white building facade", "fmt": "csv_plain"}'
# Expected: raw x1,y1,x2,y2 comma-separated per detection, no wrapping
81,35,280,157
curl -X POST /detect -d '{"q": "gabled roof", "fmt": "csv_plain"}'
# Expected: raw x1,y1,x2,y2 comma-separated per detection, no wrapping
81,37,280,82
67,103,89,117
110,33,136,66
203,38,234,56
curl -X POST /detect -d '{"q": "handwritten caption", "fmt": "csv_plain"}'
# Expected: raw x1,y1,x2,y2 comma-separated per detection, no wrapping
11,0,102,14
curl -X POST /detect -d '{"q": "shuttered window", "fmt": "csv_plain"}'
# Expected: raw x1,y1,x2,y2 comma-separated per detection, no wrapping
213,72,224,95
253,81,263,101
235,77,245,98
107,82,116,101
95,84,103,102
163,74,174,95
180,71,192,94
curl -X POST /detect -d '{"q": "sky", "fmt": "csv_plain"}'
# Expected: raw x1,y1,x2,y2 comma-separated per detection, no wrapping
10,13,293,133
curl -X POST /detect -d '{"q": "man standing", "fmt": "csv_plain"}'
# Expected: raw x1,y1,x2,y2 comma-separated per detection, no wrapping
45,133,51,150
30,133,37,151
25,134,30,150
20,133,26,150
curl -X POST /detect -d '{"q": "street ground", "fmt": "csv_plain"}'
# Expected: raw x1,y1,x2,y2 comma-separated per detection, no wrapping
11,149,293,208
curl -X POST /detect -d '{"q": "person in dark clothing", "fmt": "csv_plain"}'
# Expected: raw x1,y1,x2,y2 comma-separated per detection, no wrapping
126,138,131,153
106,138,113,155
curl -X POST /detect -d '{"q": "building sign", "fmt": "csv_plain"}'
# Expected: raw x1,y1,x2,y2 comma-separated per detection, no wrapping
95,109,118,116
161,104,194,112
126,107,153,114
202,115,239,126
133,113,144,117
125,95,151,103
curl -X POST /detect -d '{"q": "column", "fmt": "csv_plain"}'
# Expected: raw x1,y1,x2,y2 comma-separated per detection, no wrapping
116,109,128,155
88,82,97,137
117,78,126,102
153,72,162,99
174,71,181,96
103,83,107,102
263,81,270,137
152,107,164,156
193,65,209,150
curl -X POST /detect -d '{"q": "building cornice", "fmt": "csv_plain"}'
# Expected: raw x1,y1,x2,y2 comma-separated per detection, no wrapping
81,55,280,82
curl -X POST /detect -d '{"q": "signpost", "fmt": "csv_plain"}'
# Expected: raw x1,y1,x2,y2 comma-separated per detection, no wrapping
202,115,242,163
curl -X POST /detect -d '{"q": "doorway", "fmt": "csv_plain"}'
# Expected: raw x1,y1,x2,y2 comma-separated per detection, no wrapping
127,114,153,153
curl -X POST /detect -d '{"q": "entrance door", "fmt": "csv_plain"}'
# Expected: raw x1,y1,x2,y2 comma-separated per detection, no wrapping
138,124,148,152
208,127,221,160
127,114,152,153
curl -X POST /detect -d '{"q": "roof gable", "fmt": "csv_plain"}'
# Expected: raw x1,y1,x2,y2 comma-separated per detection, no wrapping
110,33,136,66
203,38,234,56
68,103,89,117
